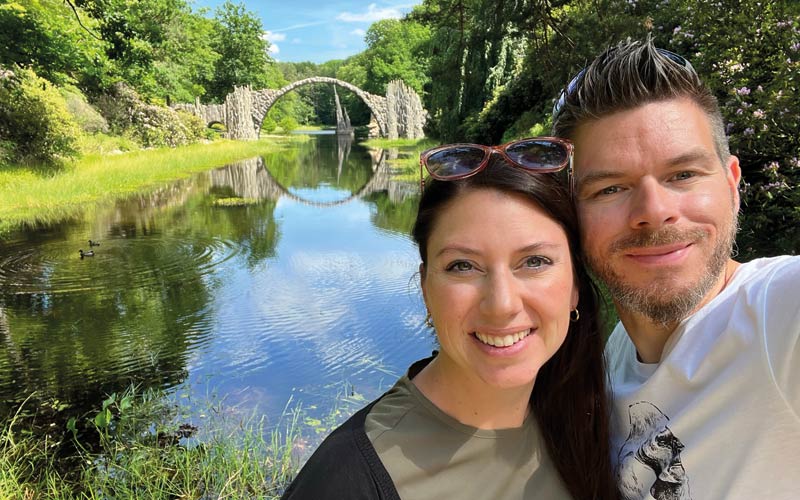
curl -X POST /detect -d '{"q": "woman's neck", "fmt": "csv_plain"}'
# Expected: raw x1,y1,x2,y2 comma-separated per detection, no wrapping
411,356,534,429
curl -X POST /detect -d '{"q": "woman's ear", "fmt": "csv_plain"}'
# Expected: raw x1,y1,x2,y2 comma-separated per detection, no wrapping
570,285,579,312
419,263,427,303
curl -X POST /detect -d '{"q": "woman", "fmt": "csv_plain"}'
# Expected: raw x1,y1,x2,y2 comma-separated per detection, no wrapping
281,138,616,499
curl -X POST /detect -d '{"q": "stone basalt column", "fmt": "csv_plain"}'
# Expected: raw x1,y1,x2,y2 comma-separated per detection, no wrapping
225,85,257,140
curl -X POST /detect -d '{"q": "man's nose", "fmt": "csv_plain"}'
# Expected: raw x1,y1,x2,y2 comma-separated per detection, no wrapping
479,269,523,319
629,178,679,229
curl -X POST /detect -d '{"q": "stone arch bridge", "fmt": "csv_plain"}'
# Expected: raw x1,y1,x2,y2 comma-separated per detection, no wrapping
175,77,426,140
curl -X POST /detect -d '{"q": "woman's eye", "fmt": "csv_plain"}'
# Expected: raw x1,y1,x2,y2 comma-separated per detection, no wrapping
446,261,473,272
524,256,551,268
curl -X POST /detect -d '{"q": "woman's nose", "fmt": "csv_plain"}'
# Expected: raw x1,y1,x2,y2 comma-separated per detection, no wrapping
479,270,523,319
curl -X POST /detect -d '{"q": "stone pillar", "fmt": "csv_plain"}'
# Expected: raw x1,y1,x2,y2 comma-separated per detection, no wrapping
385,80,426,139
225,85,257,140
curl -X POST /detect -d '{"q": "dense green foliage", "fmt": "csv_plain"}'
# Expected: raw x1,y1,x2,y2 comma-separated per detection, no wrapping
0,67,81,162
0,0,288,163
1,0,796,240
204,0,282,102
353,0,796,257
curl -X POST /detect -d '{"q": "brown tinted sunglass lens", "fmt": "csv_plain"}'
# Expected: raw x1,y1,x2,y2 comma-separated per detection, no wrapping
505,140,567,170
426,146,486,178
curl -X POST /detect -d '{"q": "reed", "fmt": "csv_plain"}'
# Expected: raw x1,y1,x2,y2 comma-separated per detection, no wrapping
0,138,305,236
0,387,301,499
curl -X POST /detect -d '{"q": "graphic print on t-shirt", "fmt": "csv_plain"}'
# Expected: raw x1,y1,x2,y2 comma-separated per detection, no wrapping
616,401,692,500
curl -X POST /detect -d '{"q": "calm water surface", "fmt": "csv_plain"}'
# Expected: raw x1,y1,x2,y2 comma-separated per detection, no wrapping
0,134,433,426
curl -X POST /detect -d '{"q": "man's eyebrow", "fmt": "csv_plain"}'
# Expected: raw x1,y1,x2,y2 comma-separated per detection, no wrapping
666,150,717,167
576,170,623,187
577,149,718,187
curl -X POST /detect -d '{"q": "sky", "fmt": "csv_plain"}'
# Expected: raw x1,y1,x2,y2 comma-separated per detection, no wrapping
192,1,419,63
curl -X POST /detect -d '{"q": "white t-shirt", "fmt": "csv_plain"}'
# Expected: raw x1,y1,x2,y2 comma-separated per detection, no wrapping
605,256,800,500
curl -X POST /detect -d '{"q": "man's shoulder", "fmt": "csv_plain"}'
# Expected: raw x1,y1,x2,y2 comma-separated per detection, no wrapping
604,322,634,368
735,255,800,285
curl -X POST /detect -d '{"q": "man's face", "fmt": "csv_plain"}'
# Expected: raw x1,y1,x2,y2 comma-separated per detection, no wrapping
572,97,741,324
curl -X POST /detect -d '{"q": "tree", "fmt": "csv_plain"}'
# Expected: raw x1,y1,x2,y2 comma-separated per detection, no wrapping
361,19,430,96
0,0,111,89
205,1,282,102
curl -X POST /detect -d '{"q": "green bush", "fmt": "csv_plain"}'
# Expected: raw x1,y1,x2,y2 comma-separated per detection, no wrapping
61,86,109,134
262,116,277,134
0,66,80,163
96,82,202,148
131,103,192,147
278,116,299,134
95,82,140,133
176,110,207,142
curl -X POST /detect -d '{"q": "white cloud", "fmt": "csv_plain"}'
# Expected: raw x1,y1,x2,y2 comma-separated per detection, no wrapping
337,3,403,22
350,28,366,37
263,31,287,42
268,44,280,55
269,21,327,32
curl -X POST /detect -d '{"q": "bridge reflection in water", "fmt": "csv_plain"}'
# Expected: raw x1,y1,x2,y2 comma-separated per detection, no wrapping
0,134,428,434
210,136,415,208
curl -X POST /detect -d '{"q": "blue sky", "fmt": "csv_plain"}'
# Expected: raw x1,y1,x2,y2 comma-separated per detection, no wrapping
192,1,419,63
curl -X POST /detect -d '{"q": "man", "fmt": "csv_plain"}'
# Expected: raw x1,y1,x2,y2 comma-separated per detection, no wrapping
553,39,799,499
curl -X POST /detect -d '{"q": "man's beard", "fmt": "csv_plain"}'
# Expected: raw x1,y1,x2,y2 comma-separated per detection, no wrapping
587,218,737,326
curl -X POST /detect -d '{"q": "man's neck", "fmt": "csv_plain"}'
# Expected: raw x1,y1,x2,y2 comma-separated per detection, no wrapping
617,259,741,364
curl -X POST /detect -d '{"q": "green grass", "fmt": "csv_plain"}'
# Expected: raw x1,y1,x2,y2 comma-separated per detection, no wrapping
0,138,304,236
0,387,301,499
360,138,437,182
75,132,140,155
360,137,436,149
212,197,261,207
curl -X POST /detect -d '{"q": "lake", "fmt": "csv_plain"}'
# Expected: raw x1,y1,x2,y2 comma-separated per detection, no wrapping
0,134,435,430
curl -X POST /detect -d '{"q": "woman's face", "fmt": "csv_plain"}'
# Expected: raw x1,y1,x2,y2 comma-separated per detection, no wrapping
422,188,578,391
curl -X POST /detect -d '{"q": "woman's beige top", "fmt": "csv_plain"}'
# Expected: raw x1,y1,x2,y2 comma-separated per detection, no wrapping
365,374,572,500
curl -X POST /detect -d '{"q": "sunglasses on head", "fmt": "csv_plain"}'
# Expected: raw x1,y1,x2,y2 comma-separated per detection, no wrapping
552,48,695,121
419,137,574,191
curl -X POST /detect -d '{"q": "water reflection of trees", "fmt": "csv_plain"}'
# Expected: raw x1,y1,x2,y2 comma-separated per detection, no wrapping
0,174,284,417
0,135,422,423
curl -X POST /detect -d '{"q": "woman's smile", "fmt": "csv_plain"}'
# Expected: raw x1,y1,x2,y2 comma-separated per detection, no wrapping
420,188,578,392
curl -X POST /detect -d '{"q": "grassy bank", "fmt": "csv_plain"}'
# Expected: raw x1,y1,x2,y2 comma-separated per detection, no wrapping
361,137,437,182
0,388,300,499
0,137,306,236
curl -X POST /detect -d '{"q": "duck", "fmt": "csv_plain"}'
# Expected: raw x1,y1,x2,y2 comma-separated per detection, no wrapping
88,240,101,247
79,249,95,258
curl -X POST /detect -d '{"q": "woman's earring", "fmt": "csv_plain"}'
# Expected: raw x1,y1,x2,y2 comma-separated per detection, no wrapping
570,308,580,322
425,312,435,328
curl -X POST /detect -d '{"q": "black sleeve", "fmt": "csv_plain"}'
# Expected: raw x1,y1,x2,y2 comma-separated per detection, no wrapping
280,403,400,500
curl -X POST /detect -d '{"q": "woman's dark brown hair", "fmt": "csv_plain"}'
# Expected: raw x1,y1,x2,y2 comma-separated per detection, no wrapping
412,160,616,500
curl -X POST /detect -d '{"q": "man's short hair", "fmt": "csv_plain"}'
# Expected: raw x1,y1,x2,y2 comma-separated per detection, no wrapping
552,38,731,163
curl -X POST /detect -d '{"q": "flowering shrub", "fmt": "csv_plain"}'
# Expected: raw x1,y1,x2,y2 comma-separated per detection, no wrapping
654,1,800,257
176,110,207,142
0,66,80,163
61,86,109,134
96,82,196,148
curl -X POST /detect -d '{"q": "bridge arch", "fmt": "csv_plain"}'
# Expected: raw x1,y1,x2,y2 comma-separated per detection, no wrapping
250,77,388,138
174,78,425,140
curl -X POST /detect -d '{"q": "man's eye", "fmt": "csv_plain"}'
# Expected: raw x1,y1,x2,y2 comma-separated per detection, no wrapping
446,261,473,272
524,256,551,268
598,185,621,196
673,171,695,181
